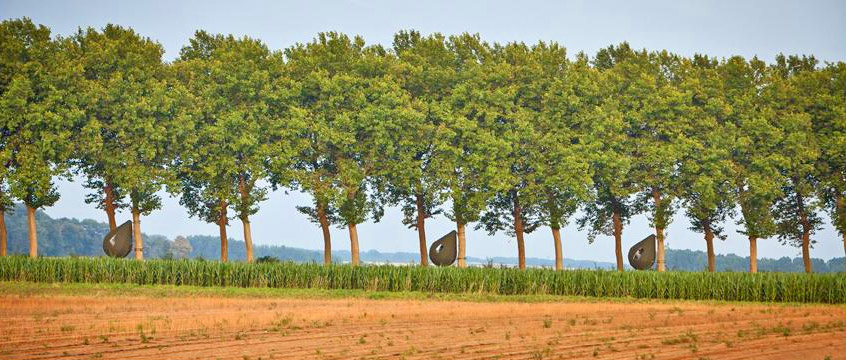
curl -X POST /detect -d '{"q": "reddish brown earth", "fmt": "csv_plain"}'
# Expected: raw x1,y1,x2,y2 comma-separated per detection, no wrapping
1,290,844,359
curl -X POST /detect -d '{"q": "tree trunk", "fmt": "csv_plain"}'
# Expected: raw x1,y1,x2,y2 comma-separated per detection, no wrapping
27,205,37,258
838,194,846,273
242,216,254,262
652,188,665,272
800,213,812,273
795,191,812,273
317,201,332,265
704,222,715,272
239,176,254,263
348,223,360,266
0,207,7,257
842,232,846,273
415,193,428,267
749,236,758,273
612,208,623,272
104,182,117,232
457,222,466,268
217,198,228,262
513,194,526,270
551,227,563,271
132,207,143,261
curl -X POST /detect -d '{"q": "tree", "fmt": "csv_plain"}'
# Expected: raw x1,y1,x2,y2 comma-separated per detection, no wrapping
71,25,188,260
176,31,279,262
631,51,693,272
719,56,782,273
769,55,822,273
387,30,454,267
596,47,691,273
0,18,80,258
578,43,641,272
70,25,166,233
170,235,192,259
680,55,736,272
475,42,593,271
284,32,419,266
812,62,846,272
264,54,336,265
471,42,542,271
540,53,598,270
438,33,500,268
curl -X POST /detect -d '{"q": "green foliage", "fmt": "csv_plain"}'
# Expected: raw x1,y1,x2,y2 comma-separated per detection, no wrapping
719,56,781,240
70,24,188,215
813,63,846,237
2,18,845,271
769,55,824,247
175,31,282,223
384,30,453,229
284,32,420,228
679,55,736,239
578,43,641,241
438,33,500,226
0,18,81,209
2,256,844,303
535,54,597,230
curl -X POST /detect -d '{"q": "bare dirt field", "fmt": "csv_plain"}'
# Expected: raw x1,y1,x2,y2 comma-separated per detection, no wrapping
1,283,844,360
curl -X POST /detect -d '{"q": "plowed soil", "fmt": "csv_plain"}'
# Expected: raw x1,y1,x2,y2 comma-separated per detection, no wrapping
1,288,844,359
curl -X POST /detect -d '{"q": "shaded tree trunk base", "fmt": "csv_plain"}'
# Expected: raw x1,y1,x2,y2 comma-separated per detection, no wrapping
798,196,812,273
513,195,526,271
652,189,666,272
457,222,466,268
0,208,7,257
349,223,360,266
802,233,812,273
416,193,428,267
749,236,757,273
27,206,37,258
656,227,665,272
552,227,563,271
612,210,623,272
239,176,254,263
218,199,228,263
317,203,331,266
800,213,812,273
242,218,254,263
705,226,715,272
132,208,143,261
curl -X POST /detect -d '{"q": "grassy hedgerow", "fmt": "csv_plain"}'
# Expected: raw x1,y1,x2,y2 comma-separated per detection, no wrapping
0,256,843,303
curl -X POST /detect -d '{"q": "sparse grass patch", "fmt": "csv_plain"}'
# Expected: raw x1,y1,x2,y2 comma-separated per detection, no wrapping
661,330,698,346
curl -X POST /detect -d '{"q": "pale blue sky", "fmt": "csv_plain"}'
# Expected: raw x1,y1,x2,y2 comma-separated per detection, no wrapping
2,0,845,262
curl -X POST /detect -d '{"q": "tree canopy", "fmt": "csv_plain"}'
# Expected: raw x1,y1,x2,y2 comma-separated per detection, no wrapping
1,18,844,273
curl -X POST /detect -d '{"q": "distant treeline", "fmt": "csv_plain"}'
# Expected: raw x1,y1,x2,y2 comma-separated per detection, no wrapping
3,205,842,272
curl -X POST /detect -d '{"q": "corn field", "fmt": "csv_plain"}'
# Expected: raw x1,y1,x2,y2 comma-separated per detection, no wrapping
1,256,844,303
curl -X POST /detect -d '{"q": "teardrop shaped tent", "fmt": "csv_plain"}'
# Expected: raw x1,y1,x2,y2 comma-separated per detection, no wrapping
429,230,457,266
628,234,657,270
103,220,133,258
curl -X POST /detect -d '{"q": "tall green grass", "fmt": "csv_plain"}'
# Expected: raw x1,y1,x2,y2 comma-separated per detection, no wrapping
1,256,843,303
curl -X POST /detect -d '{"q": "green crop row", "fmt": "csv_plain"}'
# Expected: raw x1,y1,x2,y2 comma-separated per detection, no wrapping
1,256,843,303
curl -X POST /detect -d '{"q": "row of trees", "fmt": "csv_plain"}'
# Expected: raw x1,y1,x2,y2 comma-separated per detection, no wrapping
1,18,844,273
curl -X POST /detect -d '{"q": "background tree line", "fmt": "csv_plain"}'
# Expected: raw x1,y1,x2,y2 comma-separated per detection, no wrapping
4,204,844,272
1,18,844,273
